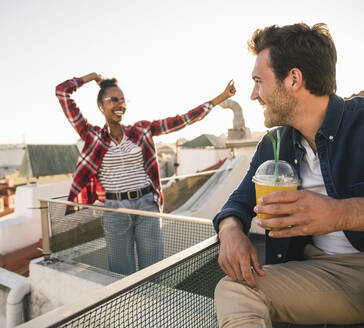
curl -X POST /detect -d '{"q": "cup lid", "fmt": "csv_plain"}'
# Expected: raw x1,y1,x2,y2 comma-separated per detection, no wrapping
252,160,299,186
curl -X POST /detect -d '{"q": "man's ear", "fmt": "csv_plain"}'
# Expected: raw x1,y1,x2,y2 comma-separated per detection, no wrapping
289,68,303,90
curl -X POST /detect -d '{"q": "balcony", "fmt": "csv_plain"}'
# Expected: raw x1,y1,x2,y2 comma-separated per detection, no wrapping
1,152,361,327
17,199,362,328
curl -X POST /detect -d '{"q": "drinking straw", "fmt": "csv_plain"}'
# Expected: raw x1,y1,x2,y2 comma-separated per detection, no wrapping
267,130,281,182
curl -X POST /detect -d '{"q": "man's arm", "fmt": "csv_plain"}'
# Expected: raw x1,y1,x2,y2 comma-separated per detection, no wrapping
254,189,364,238
213,139,266,287
218,217,265,290
340,197,364,230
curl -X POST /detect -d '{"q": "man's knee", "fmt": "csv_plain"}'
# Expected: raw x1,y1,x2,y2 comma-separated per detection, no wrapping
215,276,230,300
215,275,271,327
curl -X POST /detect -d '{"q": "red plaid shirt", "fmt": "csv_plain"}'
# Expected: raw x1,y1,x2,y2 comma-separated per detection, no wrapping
56,77,213,209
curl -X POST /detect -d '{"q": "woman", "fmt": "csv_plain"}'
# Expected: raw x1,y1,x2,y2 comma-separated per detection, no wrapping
56,72,236,275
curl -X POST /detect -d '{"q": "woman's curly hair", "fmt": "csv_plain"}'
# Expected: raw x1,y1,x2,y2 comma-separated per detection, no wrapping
97,78,119,104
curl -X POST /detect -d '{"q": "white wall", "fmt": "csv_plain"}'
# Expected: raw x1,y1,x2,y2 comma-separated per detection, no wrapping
0,181,71,254
177,148,229,176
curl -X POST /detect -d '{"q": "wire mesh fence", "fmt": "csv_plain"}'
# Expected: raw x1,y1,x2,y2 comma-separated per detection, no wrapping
25,198,364,328
55,241,223,328
46,200,216,279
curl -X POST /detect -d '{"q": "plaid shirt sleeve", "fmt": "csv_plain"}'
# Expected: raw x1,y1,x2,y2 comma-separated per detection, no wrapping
144,101,214,136
55,78,93,140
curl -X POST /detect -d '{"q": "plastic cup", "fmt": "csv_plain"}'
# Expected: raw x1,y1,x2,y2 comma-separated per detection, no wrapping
252,160,299,230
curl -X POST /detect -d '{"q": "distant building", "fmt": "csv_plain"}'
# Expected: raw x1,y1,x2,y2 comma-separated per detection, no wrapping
0,144,79,219
0,144,26,180
180,134,226,149
19,144,79,180
0,182,15,217
0,144,26,217
177,134,230,176
156,142,176,179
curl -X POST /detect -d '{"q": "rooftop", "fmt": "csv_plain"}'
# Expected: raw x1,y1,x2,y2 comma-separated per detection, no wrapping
19,144,79,178
180,134,226,148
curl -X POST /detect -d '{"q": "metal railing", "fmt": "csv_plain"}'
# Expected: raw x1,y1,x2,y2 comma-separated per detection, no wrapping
160,167,232,182
25,199,358,328
38,166,229,262
20,234,222,327
39,199,216,275
22,198,223,327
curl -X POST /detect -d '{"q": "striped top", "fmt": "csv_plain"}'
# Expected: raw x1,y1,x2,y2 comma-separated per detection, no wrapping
97,136,150,192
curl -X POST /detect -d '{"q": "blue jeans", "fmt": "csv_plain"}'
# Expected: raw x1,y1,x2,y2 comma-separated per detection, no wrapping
103,192,163,275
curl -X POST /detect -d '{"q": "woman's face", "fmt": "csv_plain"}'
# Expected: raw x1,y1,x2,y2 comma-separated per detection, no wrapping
99,87,127,125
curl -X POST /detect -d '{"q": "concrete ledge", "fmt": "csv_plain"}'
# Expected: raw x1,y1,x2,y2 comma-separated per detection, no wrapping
28,257,120,320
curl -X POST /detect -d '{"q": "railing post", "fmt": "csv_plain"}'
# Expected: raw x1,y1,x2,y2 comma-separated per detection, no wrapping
40,200,51,260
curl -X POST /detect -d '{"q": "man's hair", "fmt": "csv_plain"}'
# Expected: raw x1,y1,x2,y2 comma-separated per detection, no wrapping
248,23,337,96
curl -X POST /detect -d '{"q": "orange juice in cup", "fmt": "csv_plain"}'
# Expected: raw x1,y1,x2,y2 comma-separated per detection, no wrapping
252,160,299,229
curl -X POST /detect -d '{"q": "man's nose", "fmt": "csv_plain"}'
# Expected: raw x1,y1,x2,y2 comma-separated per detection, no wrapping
250,84,258,101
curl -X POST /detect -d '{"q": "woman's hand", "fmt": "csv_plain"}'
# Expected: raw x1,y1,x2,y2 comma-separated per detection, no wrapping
94,73,103,85
223,80,236,98
81,72,103,84
211,80,236,107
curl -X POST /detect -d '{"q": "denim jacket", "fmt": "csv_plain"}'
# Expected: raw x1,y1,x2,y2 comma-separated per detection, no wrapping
213,94,364,264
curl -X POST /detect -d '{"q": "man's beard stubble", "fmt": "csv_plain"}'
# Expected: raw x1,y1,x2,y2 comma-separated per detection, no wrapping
263,83,298,128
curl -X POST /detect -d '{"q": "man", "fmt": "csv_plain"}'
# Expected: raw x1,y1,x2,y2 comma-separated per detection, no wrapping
213,23,364,327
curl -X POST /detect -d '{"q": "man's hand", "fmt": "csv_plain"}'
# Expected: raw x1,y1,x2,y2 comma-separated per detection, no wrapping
218,217,264,290
254,190,346,238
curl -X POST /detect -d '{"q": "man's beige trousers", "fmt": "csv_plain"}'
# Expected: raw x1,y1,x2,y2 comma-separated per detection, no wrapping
215,244,364,327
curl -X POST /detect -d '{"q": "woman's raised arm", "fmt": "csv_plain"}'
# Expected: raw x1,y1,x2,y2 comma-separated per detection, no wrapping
146,80,236,136
81,72,103,84
55,72,102,140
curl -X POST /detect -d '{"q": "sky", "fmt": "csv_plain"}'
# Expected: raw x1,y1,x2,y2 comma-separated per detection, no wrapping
1,0,363,145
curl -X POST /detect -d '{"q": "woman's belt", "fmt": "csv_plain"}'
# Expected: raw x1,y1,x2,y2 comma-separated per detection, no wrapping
106,185,153,201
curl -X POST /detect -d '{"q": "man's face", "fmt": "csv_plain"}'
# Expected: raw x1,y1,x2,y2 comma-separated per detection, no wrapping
250,48,297,128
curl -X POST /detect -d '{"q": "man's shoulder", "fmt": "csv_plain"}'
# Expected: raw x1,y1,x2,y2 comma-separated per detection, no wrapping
344,95,364,113
341,96,364,128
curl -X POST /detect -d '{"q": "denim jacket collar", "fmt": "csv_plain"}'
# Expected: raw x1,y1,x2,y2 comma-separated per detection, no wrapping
291,94,345,147
292,129,302,149
316,94,345,141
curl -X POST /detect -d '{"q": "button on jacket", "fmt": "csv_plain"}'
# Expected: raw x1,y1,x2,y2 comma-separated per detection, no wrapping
213,94,364,264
